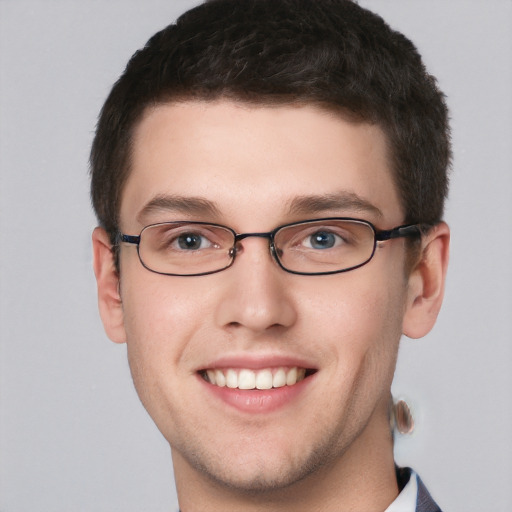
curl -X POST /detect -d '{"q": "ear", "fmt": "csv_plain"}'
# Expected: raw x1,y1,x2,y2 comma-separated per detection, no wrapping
402,222,450,339
92,227,126,344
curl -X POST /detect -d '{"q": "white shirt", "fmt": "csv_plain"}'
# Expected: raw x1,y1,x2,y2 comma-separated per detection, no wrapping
385,470,418,512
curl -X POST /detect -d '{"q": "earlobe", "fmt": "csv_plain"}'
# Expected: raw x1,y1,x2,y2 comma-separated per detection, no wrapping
402,222,450,339
92,227,127,344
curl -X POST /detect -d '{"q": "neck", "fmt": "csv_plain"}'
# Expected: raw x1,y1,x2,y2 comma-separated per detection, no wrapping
173,415,399,512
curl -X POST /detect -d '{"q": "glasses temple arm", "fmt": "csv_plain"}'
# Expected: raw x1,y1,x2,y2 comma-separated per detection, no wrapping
375,224,422,241
118,233,140,245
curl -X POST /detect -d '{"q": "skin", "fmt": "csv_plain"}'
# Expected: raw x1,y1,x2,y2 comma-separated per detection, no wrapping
93,100,449,512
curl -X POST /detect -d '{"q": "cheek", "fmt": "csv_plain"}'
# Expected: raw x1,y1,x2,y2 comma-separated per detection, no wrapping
297,269,407,375
119,274,216,425
120,271,213,380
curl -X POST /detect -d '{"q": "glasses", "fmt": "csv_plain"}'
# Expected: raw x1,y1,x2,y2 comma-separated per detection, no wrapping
118,218,421,277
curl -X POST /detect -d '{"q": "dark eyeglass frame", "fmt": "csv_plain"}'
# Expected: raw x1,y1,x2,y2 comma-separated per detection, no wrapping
118,217,423,277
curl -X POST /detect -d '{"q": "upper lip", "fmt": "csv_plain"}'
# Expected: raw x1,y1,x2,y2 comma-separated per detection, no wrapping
198,353,318,372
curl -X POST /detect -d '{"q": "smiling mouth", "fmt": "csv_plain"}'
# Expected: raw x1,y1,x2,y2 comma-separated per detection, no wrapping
200,367,316,390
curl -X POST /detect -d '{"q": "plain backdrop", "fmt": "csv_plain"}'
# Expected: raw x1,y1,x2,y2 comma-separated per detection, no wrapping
1,1,511,511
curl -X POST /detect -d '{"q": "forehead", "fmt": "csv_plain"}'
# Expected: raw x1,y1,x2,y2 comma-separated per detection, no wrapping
120,100,403,230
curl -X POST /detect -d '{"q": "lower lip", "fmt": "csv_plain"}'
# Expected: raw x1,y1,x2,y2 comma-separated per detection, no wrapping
199,374,314,414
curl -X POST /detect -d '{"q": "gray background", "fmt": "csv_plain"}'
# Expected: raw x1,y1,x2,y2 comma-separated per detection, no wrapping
0,1,511,510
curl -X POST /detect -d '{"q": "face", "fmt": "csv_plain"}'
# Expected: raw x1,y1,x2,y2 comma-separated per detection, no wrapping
108,101,414,494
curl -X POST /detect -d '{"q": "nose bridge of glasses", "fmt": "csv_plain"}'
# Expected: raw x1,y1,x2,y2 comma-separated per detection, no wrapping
234,231,273,242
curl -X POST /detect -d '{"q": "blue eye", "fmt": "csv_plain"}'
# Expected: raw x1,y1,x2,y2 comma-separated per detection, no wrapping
309,231,338,249
177,233,208,250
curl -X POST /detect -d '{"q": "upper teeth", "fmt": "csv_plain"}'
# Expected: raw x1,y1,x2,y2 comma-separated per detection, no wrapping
205,367,306,390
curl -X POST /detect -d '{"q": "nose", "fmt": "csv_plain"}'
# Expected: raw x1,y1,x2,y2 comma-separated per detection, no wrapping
214,237,297,334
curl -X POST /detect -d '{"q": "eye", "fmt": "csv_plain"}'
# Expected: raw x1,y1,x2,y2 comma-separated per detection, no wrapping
152,225,220,252
175,232,211,250
304,230,343,250
142,223,234,261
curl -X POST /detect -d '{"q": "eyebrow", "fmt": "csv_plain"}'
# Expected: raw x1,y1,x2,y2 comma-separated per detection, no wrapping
287,192,383,219
136,191,383,224
136,194,221,223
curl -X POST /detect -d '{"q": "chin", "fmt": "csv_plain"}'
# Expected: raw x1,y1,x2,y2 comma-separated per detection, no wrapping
199,464,311,496
179,438,336,497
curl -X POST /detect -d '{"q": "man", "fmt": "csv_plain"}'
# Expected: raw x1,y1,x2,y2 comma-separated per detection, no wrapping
90,1,450,510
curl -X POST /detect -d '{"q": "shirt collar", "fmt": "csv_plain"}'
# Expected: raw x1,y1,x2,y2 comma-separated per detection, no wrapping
384,469,418,512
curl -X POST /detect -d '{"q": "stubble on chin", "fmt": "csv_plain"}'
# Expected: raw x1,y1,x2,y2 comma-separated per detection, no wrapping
171,417,353,500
